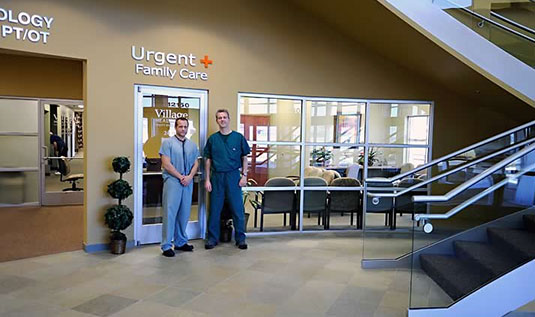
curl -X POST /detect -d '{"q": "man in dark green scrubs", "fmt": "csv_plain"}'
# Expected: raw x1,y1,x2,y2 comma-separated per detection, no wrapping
204,109,250,250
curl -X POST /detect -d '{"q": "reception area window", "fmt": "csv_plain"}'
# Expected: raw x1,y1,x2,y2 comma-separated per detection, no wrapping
239,93,433,234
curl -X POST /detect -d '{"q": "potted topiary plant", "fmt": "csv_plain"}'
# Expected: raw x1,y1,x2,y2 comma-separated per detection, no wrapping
104,156,134,254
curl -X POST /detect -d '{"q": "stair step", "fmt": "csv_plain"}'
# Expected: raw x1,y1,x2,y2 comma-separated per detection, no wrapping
454,240,520,277
488,227,535,263
524,214,535,233
420,254,491,301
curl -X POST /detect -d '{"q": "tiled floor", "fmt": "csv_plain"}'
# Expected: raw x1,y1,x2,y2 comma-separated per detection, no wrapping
0,232,444,317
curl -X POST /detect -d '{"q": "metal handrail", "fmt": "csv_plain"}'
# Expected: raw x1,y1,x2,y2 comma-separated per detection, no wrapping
366,120,535,183
415,160,535,221
456,6,535,44
367,136,535,198
412,142,535,203
490,11,535,37
436,0,535,44
44,156,84,160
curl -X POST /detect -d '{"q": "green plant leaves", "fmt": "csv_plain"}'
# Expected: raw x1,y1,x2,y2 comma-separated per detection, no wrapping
107,179,133,200
112,156,131,174
104,205,133,231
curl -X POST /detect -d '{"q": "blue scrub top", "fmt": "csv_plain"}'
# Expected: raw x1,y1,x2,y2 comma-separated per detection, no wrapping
159,136,199,181
204,131,250,173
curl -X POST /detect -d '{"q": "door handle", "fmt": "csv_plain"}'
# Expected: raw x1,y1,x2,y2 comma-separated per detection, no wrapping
42,146,49,161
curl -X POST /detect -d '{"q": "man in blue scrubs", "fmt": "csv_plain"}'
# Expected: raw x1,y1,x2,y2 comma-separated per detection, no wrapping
160,117,199,257
204,109,250,250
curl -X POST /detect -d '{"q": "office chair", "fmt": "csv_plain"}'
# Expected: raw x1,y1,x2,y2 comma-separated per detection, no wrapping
58,157,84,191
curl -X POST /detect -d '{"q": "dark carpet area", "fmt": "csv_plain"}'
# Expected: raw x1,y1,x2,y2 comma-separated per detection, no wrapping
0,205,83,262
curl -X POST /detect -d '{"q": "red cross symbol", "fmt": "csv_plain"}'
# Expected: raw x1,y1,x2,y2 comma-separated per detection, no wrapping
200,55,213,68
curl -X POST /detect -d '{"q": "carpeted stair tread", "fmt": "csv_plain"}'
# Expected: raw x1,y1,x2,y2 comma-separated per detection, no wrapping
524,214,535,233
420,254,491,301
488,227,535,262
454,240,519,277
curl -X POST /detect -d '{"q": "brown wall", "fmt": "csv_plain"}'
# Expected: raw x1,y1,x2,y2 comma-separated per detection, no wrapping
0,0,531,246
0,51,82,99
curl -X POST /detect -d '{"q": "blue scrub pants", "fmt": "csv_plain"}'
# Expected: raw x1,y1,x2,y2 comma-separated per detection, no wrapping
207,170,246,244
161,177,193,251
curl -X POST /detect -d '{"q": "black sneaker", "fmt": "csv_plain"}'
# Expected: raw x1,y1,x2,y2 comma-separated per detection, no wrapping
204,242,217,250
162,249,175,257
175,244,194,252
236,241,248,250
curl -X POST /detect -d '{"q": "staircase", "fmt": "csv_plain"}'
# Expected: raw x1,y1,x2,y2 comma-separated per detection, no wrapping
421,213,535,301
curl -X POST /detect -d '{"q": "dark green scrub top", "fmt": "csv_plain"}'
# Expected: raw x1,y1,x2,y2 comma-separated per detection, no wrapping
204,131,250,172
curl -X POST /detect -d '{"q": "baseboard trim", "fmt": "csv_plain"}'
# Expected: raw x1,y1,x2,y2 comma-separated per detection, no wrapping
83,240,136,253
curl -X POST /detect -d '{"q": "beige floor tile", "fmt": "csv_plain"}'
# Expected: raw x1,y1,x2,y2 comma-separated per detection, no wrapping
145,286,201,307
164,308,210,317
281,280,346,314
72,294,137,316
110,281,168,300
110,300,177,317
1,297,68,317
0,231,419,317
0,275,37,294
378,290,409,310
310,268,354,285
0,259,45,276
56,309,96,317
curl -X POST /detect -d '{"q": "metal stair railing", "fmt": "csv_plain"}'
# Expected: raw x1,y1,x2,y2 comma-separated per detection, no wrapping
366,120,535,184
412,142,535,227
367,136,535,198
490,11,535,38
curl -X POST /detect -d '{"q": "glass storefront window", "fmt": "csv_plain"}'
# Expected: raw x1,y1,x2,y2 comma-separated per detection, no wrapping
0,99,38,134
0,171,39,204
239,97,302,142
0,135,39,168
247,145,301,186
368,103,430,145
239,94,433,234
366,146,429,178
306,101,365,144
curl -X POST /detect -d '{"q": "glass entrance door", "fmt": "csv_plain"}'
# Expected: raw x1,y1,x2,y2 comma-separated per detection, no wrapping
134,86,207,245
40,100,84,205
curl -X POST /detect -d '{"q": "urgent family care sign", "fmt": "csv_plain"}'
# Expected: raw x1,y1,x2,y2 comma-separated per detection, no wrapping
131,45,212,81
0,7,54,44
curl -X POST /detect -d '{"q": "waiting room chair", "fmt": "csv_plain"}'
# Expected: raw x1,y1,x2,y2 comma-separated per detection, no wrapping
58,157,84,191
345,164,361,180
328,177,362,229
366,181,395,229
399,163,415,175
298,177,328,229
260,177,296,231
395,178,425,222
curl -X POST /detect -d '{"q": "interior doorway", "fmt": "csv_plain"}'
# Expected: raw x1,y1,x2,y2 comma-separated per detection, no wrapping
134,85,208,245
40,100,85,205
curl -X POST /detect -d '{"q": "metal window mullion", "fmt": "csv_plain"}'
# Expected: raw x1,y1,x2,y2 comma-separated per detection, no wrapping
0,132,39,136
299,97,307,232
368,143,430,148
0,167,39,172
303,142,366,147
363,101,371,229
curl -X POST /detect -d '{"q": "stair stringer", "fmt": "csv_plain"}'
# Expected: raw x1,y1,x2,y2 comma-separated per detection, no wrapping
362,207,534,269
378,0,535,107
408,259,535,317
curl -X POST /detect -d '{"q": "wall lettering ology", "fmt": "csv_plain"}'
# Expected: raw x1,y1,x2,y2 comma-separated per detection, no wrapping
0,7,53,44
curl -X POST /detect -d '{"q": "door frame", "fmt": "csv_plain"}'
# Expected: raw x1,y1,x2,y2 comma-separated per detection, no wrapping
39,99,85,206
133,85,208,245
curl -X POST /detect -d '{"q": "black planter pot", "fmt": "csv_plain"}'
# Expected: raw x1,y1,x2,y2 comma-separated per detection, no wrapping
110,239,126,254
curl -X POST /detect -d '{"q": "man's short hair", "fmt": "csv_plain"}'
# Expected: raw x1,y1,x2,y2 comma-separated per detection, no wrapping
215,109,230,119
175,117,189,127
